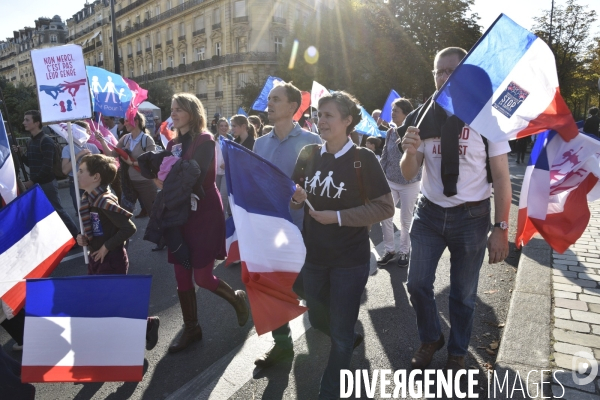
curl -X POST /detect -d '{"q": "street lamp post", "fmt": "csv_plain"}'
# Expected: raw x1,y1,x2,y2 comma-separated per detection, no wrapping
110,0,120,74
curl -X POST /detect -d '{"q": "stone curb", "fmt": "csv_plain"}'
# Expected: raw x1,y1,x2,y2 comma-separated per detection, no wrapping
493,237,553,399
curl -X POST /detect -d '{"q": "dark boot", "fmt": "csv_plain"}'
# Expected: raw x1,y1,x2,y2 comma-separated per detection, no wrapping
168,289,203,353
213,280,249,326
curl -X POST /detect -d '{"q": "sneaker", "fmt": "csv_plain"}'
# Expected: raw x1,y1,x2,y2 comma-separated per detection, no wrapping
146,316,160,351
411,334,445,369
377,251,395,266
254,344,294,368
12,343,23,351
397,253,409,267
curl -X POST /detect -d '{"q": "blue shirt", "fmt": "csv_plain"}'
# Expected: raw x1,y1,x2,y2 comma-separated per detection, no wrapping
61,142,100,177
253,122,322,229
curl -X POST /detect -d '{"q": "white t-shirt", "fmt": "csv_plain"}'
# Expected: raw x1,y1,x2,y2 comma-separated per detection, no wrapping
109,125,119,140
417,125,510,208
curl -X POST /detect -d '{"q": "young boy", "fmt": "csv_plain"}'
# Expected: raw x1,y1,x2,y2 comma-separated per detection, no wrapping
76,154,160,350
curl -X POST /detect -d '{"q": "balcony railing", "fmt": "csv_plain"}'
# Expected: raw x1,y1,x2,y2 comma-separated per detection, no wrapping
127,54,133,59
196,93,208,99
146,47,152,52
233,16,248,23
96,41,103,47
134,52,278,83
166,39,173,46
97,60,103,67
83,44,95,53
137,50,142,55
18,59,29,65
0,64,15,72
116,0,206,40
215,91,223,98
193,29,205,36
178,35,186,41
155,43,162,49
212,23,221,30
65,18,110,42
0,52,16,61
272,17,286,24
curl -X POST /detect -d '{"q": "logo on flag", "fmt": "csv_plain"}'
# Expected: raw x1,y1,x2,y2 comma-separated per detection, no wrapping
222,141,306,335
492,82,530,118
0,186,75,319
22,275,152,382
86,67,133,117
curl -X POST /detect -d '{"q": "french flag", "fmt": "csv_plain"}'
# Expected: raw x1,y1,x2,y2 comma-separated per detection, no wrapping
159,116,176,148
0,186,75,319
222,140,306,335
22,275,152,382
516,131,600,253
0,109,17,204
435,14,578,143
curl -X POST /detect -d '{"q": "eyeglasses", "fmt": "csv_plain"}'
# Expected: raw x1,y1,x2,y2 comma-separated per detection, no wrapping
432,68,455,77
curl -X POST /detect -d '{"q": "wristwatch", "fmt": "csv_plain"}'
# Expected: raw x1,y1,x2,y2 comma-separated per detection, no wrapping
494,221,508,230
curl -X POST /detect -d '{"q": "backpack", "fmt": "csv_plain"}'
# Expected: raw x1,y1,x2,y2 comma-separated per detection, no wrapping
39,134,67,180
124,133,149,152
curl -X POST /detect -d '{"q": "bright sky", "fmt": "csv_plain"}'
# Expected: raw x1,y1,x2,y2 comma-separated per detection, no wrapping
0,0,595,41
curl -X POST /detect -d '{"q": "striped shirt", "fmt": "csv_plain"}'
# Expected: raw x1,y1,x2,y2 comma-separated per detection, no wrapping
24,132,55,184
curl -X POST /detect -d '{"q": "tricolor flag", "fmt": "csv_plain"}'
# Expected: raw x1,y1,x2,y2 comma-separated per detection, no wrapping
380,89,401,124
124,78,148,127
310,81,329,108
251,76,284,111
516,131,600,253
435,14,578,143
0,186,75,318
22,275,151,382
222,141,306,335
293,91,312,122
0,110,17,204
159,116,176,148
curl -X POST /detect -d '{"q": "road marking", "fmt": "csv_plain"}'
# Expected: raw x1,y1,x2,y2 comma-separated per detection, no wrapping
60,252,84,263
165,313,311,400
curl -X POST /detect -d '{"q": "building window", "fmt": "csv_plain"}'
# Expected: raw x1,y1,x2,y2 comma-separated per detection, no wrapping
146,35,151,48
274,36,284,53
136,39,142,52
135,15,140,24
179,22,185,37
167,0,172,10
234,1,246,17
158,58,162,71
156,31,161,44
148,62,153,72
129,67,134,77
196,46,205,61
99,52,103,61
167,27,173,40
183,81,189,92
214,42,221,56
274,2,284,18
194,15,204,31
213,8,220,24
180,52,186,64
50,35,57,43
127,43,132,55
168,55,173,68
238,72,247,87
155,5,160,15
216,75,222,91
197,79,207,94
236,37,242,53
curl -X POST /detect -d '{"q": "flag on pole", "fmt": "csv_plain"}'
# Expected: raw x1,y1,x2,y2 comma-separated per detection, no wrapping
222,141,306,335
293,91,312,122
123,78,148,127
22,275,151,382
159,117,176,148
310,81,329,108
0,186,75,319
355,106,386,138
380,89,401,123
435,14,579,143
0,110,17,204
251,76,284,111
237,107,248,117
516,130,600,253
86,66,134,118
48,123,90,147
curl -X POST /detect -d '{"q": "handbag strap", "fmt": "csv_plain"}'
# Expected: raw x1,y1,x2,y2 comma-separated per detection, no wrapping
354,146,368,205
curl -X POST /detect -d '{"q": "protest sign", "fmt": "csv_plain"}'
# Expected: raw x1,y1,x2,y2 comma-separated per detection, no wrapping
30,44,92,123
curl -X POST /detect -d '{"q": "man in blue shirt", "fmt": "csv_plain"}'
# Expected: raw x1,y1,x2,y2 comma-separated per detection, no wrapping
253,82,321,368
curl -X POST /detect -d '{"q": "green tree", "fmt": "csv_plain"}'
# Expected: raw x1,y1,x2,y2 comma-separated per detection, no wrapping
238,80,262,111
141,80,174,118
0,77,38,136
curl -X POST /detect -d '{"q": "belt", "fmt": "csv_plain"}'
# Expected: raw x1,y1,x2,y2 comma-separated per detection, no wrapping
422,196,488,209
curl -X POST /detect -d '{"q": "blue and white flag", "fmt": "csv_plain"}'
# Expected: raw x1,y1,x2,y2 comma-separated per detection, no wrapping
86,67,133,118
22,275,152,382
434,14,578,143
0,110,17,204
380,89,401,123
222,140,306,335
355,106,386,138
251,76,284,111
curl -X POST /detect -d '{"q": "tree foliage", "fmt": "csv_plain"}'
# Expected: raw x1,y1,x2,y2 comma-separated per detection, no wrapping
141,80,175,119
277,0,481,111
0,77,39,136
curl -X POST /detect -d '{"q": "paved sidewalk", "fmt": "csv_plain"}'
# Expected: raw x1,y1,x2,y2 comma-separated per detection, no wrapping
551,200,600,398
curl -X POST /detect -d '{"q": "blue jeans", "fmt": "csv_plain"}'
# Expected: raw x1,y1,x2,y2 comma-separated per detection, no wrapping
302,261,369,400
39,180,79,238
406,195,490,356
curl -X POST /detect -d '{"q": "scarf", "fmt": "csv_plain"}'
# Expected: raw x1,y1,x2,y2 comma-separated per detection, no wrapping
80,185,132,239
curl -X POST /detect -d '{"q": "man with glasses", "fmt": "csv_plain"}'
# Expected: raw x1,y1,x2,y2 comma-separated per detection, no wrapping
399,47,511,373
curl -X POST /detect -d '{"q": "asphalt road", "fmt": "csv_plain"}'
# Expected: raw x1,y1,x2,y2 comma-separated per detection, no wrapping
1,156,528,400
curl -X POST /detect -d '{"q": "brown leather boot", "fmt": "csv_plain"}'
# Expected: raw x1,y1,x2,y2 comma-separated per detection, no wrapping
411,334,445,369
213,280,249,326
168,289,203,353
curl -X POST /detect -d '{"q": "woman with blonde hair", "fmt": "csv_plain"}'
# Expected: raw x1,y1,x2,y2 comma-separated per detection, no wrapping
96,111,157,217
158,93,249,353
231,114,257,150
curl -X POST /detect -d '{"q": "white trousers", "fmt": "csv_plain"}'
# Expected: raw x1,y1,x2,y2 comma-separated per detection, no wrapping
381,180,421,254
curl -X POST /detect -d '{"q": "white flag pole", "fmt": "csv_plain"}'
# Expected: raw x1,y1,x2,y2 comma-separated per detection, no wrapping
67,122,89,264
